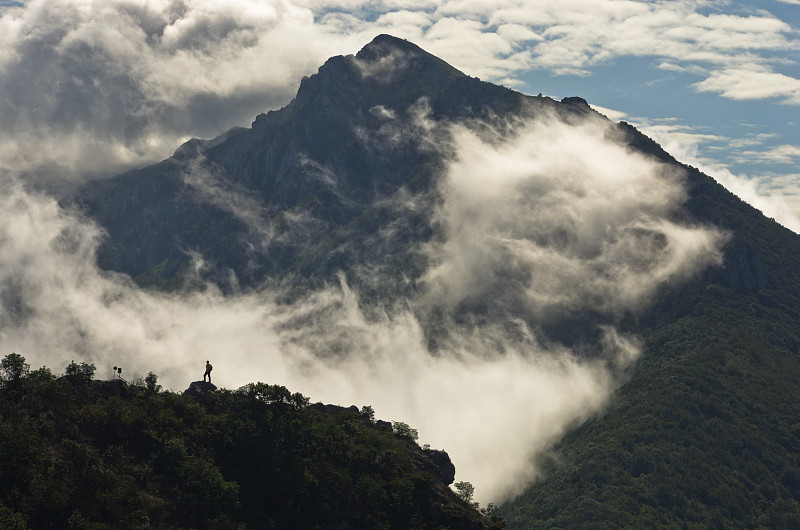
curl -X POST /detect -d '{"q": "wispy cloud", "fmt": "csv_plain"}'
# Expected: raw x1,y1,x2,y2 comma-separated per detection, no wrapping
728,133,779,149
299,0,800,105
1,0,798,193
638,119,800,233
0,0,364,188
0,104,727,504
735,144,800,165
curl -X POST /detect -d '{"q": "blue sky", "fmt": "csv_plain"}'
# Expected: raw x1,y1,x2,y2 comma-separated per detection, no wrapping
0,0,798,229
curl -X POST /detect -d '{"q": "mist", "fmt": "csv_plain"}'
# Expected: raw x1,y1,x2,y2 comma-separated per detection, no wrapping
0,0,730,505
0,103,725,503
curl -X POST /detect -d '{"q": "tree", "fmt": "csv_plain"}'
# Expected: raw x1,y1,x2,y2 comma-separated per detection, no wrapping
145,372,161,393
392,421,419,441
1,353,29,386
65,360,95,383
454,481,475,504
360,405,375,423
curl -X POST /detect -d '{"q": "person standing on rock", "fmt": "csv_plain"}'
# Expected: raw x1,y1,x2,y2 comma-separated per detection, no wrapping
203,360,213,383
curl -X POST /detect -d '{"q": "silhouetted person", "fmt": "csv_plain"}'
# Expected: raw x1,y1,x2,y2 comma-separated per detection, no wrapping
203,360,213,383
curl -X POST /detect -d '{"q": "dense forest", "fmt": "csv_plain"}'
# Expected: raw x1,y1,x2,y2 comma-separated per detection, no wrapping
0,354,504,529
499,158,800,528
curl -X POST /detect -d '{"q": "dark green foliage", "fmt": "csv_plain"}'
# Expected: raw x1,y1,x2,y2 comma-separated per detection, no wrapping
392,421,419,441
144,372,161,393
454,481,475,504
499,131,800,529
0,356,501,529
65,360,96,382
0,353,28,386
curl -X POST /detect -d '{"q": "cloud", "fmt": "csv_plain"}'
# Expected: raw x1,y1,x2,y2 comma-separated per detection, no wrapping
0,0,362,190
735,144,800,165
694,65,800,104
638,120,800,233
714,169,800,234
1,0,798,196
420,112,725,326
0,105,726,504
728,133,778,149
589,103,628,121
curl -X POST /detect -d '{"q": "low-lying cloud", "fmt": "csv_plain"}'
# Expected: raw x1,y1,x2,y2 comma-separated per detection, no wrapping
0,104,725,504
0,0,733,505
422,116,724,324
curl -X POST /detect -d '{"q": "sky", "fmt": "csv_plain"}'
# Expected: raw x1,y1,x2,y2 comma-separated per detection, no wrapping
0,0,797,505
0,0,797,227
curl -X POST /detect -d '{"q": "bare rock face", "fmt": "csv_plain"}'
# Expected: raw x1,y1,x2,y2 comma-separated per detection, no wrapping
421,448,456,486
184,381,217,399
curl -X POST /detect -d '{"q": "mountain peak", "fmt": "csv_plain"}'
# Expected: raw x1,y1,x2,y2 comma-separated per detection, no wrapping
355,34,428,62
350,33,466,83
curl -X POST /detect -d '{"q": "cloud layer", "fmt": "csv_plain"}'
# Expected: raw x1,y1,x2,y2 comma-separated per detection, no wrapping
0,0,779,505
0,106,725,503
1,0,797,191
422,115,724,324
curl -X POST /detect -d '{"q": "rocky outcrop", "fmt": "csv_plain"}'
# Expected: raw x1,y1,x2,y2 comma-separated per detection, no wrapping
420,448,456,486
184,381,217,400
309,402,360,415
100,379,129,398
310,401,456,485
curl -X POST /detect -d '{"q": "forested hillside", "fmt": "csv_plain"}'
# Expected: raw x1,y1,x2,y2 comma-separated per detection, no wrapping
0,354,503,529
500,138,800,528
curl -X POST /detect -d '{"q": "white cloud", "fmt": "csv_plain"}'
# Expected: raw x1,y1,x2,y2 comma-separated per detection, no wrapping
0,0,361,189
0,106,727,504
422,113,725,321
590,103,628,121
639,120,800,233
728,133,778,149
695,65,800,103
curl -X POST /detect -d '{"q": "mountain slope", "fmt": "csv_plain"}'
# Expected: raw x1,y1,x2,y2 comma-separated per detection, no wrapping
67,34,584,294
65,34,800,527
500,139,800,527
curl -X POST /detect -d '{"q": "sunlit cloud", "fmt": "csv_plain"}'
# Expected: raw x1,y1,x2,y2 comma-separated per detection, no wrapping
0,103,726,503
694,65,800,104
735,144,800,165
638,120,800,233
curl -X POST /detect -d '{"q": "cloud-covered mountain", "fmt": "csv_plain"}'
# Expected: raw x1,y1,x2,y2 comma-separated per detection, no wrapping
6,35,800,523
